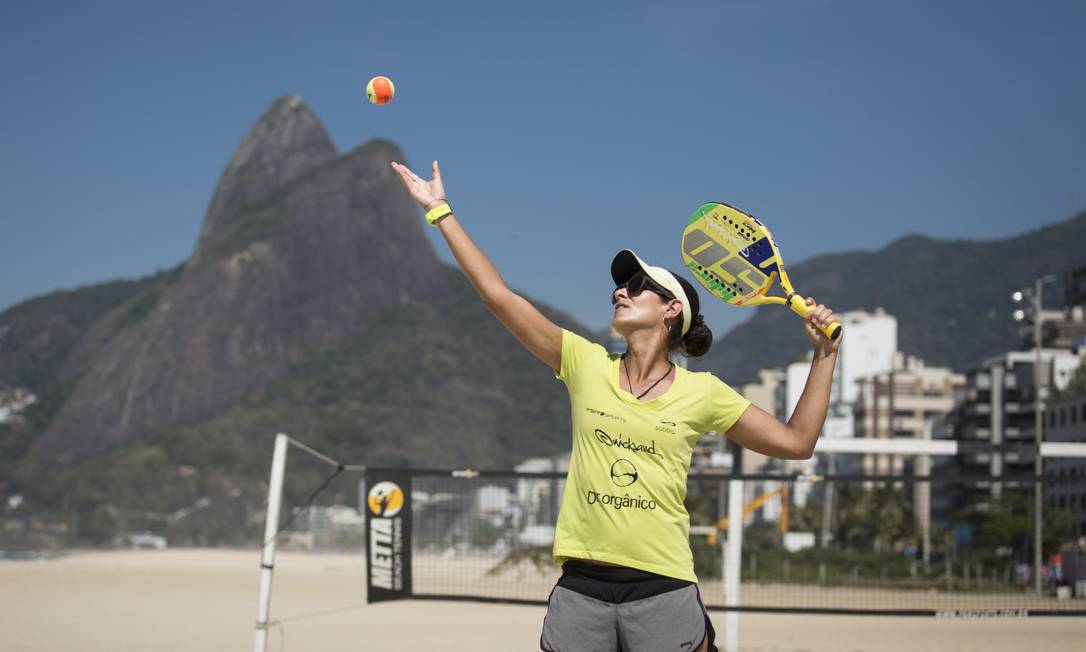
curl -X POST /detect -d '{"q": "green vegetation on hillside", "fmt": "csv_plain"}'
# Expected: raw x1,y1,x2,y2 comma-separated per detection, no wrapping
18,270,595,546
0,267,183,484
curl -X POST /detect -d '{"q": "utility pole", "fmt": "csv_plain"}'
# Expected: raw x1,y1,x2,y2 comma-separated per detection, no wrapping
1012,274,1055,595
1032,277,1050,594
1017,275,1057,594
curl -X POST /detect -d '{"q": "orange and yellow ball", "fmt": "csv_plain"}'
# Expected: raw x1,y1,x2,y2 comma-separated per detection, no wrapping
366,76,395,105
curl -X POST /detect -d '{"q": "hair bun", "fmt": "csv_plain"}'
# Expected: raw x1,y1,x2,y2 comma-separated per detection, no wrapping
680,314,713,358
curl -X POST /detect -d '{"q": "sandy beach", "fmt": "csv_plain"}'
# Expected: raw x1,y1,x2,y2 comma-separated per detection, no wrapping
1,548,1082,651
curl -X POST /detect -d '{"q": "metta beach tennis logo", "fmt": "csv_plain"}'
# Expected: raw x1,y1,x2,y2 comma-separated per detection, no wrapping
367,481,405,592
367,481,404,517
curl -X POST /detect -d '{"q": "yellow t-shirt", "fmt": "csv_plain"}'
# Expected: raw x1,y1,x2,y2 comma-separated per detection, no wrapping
552,329,751,583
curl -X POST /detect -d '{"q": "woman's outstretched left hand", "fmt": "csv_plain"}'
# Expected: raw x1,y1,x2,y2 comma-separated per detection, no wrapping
802,297,842,357
390,160,447,211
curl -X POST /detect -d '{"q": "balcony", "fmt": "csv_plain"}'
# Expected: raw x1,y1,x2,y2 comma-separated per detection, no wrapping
1004,428,1039,442
959,431,993,444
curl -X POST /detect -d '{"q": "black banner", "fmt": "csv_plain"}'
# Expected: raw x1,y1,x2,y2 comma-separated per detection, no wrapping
364,470,412,603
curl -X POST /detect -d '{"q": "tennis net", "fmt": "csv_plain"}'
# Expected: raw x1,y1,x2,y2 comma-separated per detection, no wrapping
365,468,1086,616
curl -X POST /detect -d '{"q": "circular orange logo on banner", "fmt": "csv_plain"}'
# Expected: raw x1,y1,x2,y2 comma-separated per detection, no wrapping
367,481,404,517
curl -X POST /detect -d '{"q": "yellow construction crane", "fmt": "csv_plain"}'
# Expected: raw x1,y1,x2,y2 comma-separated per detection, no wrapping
706,483,789,546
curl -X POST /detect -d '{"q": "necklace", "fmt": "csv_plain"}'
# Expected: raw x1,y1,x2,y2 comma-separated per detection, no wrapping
622,355,674,400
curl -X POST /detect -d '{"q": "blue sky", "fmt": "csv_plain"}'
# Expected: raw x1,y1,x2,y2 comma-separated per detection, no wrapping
2,0,1084,337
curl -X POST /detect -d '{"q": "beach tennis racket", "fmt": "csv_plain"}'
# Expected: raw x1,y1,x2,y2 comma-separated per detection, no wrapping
681,202,842,341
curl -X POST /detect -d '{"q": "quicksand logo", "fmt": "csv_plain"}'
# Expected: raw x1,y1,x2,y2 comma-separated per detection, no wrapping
703,216,749,249
595,429,663,459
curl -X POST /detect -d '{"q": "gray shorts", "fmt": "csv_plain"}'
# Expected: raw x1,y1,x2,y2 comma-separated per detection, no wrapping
540,560,716,652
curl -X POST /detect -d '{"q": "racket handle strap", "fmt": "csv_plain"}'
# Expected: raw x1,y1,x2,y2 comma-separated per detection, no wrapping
784,292,806,316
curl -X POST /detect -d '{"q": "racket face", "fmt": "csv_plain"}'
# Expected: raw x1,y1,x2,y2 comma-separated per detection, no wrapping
681,202,786,305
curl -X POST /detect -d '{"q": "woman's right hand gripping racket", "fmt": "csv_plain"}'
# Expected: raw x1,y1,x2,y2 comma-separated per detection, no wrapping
680,202,842,341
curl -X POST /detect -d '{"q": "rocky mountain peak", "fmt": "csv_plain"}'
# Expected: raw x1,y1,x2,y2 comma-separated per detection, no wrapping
192,94,337,264
21,95,452,471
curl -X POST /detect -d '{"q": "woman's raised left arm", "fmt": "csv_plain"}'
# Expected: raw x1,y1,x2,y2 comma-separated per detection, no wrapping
725,298,841,460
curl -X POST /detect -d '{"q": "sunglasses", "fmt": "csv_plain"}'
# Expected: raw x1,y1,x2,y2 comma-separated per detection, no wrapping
611,272,675,305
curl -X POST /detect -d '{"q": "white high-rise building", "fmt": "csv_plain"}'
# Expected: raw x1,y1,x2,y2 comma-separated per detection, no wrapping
785,308,896,415
782,308,898,506
785,308,898,437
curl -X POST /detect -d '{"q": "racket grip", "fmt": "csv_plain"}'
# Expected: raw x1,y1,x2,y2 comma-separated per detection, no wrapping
786,294,843,341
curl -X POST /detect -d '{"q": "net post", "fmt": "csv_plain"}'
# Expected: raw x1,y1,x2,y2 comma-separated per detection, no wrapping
254,433,290,652
723,478,744,652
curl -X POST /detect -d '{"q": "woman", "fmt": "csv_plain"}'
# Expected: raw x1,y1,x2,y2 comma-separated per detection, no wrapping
391,160,840,652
